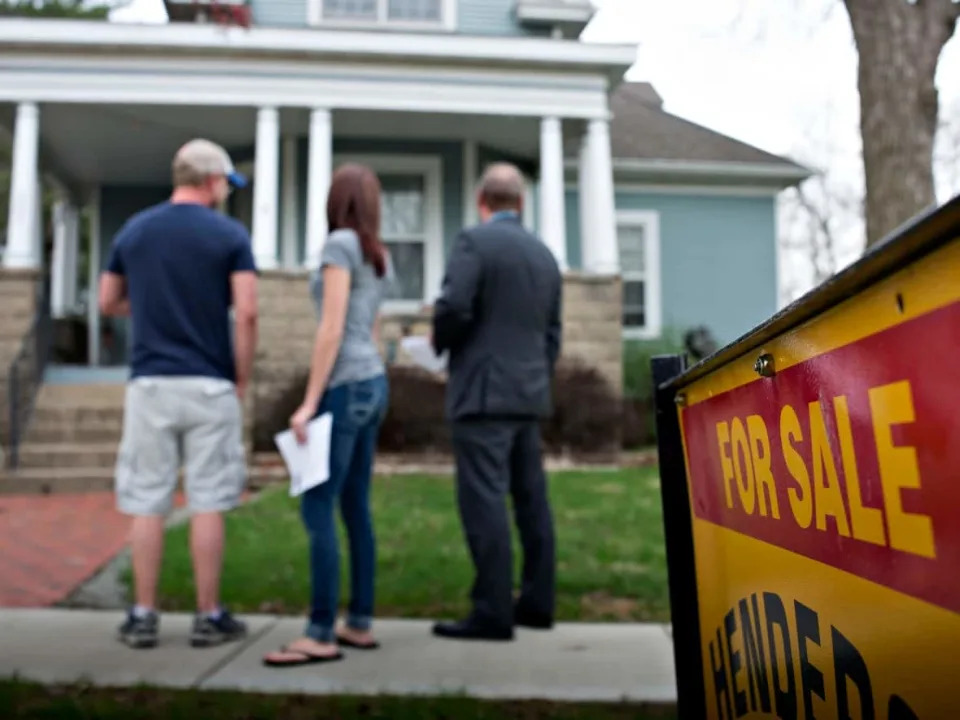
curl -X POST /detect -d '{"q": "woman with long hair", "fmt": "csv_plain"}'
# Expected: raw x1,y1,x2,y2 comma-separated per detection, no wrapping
264,163,391,667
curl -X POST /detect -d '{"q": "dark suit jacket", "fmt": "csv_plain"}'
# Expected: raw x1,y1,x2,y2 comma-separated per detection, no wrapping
432,215,563,421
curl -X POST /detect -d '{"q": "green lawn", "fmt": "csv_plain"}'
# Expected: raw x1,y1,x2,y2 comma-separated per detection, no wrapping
0,680,676,720
140,468,669,623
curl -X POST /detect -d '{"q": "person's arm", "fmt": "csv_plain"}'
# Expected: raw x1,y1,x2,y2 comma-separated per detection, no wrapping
230,229,259,400
301,264,350,412
99,231,131,317
98,273,130,317
432,231,482,354
546,272,563,373
231,270,258,400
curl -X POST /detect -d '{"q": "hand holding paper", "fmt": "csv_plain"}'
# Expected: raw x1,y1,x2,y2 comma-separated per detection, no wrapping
274,412,333,497
401,335,448,374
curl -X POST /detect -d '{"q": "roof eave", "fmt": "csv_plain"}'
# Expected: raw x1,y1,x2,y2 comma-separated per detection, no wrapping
606,158,813,189
0,18,636,79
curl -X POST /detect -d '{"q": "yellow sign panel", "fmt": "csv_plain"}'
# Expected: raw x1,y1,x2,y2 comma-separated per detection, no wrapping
676,237,960,717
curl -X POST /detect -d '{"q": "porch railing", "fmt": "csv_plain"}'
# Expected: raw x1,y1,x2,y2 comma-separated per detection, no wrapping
5,277,52,470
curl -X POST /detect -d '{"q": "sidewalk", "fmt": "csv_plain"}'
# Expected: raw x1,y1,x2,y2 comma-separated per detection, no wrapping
0,609,677,703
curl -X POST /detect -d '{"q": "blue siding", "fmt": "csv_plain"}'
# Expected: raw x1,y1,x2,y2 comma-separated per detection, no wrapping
566,190,779,345
458,0,546,36
296,138,464,265
250,0,306,27
248,0,544,34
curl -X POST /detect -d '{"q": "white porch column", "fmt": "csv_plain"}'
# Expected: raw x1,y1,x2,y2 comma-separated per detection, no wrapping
252,106,280,270
4,102,41,269
51,200,69,317
63,203,79,309
538,116,568,270
304,107,332,270
581,118,619,274
50,201,79,317
280,136,299,268
87,187,101,367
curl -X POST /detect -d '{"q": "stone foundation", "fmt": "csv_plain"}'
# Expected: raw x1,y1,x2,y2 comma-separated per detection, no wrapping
561,272,623,395
0,269,41,453
251,269,624,445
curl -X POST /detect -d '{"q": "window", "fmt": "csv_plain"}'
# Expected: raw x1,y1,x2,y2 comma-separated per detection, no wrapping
317,0,451,27
381,174,427,302
333,155,443,313
616,210,661,339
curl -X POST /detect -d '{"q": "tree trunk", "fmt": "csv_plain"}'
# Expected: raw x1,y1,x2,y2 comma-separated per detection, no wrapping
842,0,960,248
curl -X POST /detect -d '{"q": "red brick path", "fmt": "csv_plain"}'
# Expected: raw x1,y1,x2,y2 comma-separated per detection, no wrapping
0,492,131,607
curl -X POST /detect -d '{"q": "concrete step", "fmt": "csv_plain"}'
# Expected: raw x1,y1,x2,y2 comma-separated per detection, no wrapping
31,405,125,426
17,443,119,470
34,383,126,408
0,467,115,494
24,420,123,444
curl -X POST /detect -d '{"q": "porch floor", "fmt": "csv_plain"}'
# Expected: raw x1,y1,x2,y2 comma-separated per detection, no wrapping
44,365,129,385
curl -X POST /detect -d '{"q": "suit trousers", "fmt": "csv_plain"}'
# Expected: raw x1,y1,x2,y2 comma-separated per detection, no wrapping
451,418,556,629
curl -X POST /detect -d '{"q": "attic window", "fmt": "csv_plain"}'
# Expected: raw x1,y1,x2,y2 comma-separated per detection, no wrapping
319,0,448,26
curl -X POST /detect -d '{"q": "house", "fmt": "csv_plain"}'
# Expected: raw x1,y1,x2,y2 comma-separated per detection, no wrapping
0,0,808,482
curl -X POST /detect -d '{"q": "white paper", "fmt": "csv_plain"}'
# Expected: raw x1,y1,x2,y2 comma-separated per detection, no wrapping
400,335,448,374
274,412,334,497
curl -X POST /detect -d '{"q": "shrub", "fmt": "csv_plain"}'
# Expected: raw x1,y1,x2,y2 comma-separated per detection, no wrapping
254,359,626,457
378,366,449,453
622,330,687,448
252,370,309,453
541,359,622,458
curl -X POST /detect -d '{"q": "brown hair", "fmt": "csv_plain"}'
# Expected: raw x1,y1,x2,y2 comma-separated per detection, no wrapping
326,163,386,277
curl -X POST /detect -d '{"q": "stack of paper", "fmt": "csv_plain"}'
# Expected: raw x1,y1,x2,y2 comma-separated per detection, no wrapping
274,412,334,497
400,335,448,374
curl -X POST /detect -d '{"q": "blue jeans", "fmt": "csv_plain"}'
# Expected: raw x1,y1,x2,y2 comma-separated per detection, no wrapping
301,374,388,643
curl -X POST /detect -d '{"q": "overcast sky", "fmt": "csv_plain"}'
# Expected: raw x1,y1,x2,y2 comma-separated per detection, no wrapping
111,0,960,296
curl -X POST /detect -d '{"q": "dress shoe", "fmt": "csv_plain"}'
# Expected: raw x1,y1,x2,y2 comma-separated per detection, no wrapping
514,606,554,630
432,618,514,641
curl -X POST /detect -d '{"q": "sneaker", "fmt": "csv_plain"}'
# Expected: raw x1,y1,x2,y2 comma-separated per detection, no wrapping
117,609,159,649
190,609,247,648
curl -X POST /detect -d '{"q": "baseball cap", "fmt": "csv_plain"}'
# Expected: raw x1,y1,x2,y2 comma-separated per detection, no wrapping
174,138,248,189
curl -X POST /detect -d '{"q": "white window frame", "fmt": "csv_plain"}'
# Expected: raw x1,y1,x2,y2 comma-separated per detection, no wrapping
308,0,457,32
616,209,662,341
332,153,444,316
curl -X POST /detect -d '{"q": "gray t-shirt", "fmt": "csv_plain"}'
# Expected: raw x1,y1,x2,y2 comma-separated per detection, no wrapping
309,228,392,388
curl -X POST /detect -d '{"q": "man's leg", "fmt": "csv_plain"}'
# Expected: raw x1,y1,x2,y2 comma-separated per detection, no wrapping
130,516,166,609
436,420,515,638
115,380,180,648
181,378,248,647
510,421,556,626
190,511,224,614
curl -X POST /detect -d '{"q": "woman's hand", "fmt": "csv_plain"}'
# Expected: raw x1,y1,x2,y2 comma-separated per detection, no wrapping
290,402,317,445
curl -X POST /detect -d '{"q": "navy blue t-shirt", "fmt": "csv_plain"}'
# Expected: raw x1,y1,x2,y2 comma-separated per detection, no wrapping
106,202,257,382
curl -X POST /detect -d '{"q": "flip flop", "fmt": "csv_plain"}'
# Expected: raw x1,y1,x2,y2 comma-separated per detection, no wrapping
262,645,345,667
336,634,380,650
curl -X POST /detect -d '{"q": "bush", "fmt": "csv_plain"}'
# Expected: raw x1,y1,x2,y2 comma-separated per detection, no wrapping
541,360,622,458
254,359,627,457
378,366,449,453
622,330,687,448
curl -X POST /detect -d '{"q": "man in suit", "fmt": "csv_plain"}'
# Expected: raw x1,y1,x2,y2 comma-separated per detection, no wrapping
431,163,562,641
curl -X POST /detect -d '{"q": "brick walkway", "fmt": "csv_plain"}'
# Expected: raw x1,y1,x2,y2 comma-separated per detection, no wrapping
0,492,131,608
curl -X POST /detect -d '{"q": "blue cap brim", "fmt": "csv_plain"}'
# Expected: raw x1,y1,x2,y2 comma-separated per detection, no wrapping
227,171,248,189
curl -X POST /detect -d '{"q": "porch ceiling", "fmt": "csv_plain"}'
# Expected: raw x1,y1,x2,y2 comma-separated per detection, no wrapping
2,103,548,189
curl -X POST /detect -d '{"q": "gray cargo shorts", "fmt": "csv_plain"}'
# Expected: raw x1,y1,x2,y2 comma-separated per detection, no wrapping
115,376,247,516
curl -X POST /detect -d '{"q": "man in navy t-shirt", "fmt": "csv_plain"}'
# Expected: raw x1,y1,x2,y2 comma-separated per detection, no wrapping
99,138,258,650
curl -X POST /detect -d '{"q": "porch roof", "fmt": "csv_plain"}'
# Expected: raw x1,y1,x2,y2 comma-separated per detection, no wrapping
594,82,811,188
0,17,636,84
